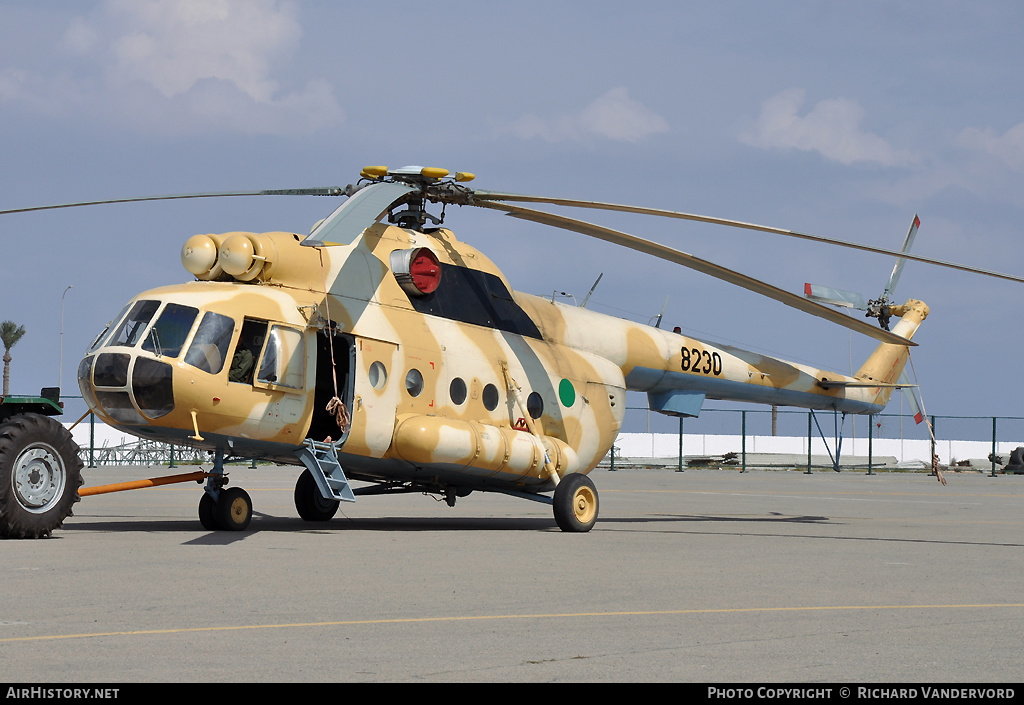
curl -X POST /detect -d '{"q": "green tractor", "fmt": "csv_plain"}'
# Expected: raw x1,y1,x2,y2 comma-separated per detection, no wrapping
0,388,83,539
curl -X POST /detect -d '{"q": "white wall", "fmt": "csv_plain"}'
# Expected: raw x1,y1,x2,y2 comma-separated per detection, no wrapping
65,420,141,450
613,432,1020,464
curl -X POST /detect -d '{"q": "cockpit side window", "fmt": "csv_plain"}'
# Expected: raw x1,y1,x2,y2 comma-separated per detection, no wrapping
229,318,268,384
256,325,306,389
142,303,199,357
110,300,160,348
183,311,235,374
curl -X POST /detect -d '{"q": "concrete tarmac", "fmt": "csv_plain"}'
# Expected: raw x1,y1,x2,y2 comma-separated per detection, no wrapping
1,464,1023,683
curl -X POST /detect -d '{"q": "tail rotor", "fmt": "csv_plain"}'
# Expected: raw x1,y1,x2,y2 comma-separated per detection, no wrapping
805,214,920,331
805,215,926,423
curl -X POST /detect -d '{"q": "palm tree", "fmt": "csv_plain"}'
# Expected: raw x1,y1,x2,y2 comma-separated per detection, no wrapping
1,321,26,396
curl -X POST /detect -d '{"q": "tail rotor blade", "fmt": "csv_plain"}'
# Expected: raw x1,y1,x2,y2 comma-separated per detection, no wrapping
804,283,868,310
898,370,925,424
884,214,921,300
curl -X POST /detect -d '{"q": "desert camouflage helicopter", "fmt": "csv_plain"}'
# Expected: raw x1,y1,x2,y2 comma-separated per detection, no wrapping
3,165,1022,538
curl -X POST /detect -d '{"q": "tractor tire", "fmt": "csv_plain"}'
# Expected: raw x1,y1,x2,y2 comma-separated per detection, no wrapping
0,413,83,539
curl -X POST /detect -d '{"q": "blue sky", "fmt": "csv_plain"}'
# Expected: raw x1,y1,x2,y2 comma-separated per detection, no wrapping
2,1,1023,431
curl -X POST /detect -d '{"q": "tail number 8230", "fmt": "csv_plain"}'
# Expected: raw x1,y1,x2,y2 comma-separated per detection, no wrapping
681,347,722,376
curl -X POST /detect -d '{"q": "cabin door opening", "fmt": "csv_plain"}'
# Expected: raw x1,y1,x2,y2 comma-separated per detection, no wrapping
308,328,355,445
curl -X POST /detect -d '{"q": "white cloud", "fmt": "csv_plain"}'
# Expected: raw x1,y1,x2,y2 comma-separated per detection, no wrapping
509,87,669,144
0,69,87,117
103,0,301,102
2,0,343,136
739,88,914,167
957,122,1024,171
62,17,100,55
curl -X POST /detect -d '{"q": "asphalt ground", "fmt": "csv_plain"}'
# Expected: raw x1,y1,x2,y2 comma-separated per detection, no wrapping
2,464,1023,685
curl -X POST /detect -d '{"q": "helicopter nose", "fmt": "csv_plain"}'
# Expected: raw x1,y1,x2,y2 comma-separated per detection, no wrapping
77,351,176,425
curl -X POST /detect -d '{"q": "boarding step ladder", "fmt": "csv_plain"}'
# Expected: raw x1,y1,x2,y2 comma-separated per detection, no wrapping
295,439,356,503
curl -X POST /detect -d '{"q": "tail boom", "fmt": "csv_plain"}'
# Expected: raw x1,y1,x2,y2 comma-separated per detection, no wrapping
537,296,929,418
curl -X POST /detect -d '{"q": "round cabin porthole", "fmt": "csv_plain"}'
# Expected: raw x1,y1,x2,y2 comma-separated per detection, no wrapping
482,383,499,411
450,377,467,405
406,368,424,397
368,361,387,390
527,391,544,419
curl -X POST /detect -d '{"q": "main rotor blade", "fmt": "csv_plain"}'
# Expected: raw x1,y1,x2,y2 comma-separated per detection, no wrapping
478,200,916,347
0,187,348,216
472,191,1024,286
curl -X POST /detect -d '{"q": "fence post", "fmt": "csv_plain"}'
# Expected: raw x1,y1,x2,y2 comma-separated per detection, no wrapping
867,414,873,476
88,412,96,468
677,416,684,472
806,411,812,474
740,410,747,473
991,416,998,477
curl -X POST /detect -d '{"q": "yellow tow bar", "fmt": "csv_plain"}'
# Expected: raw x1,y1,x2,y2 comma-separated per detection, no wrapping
79,471,211,497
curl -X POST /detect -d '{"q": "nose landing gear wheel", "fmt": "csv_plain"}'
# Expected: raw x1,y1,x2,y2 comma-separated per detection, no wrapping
198,487,252,531
198,491,219,530
216,487,252,531
552,473,599,532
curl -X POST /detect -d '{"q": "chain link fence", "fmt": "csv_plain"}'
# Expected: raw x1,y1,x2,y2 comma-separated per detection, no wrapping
609,404,1024,474
55,395,1024,473
60,396,208,467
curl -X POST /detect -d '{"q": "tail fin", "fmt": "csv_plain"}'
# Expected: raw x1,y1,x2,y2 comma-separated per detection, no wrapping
854,299,929,407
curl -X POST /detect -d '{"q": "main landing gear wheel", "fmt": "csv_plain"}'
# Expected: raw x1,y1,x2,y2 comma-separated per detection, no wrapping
294,469,340,522
0,413,84,539
198,487,253,531
552,473,599,532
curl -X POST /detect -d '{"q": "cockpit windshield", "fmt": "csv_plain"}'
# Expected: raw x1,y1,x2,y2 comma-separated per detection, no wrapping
110,300,160,347
183,311,235,374
141,303,198,357
101,299,200,359
87,302,131,353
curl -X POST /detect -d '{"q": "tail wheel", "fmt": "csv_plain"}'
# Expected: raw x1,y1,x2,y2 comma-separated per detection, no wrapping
215,487,252,531
552,473,599,532
294,469,340,522
0,413,83,539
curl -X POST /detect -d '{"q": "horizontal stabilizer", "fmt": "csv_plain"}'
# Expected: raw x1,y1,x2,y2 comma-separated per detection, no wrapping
817,379,917,389
648,389,705,418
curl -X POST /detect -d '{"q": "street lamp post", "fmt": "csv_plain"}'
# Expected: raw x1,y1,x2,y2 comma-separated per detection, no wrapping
59,285,72,395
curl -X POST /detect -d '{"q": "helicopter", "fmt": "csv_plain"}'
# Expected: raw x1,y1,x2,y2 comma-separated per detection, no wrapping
3,165,1023,538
